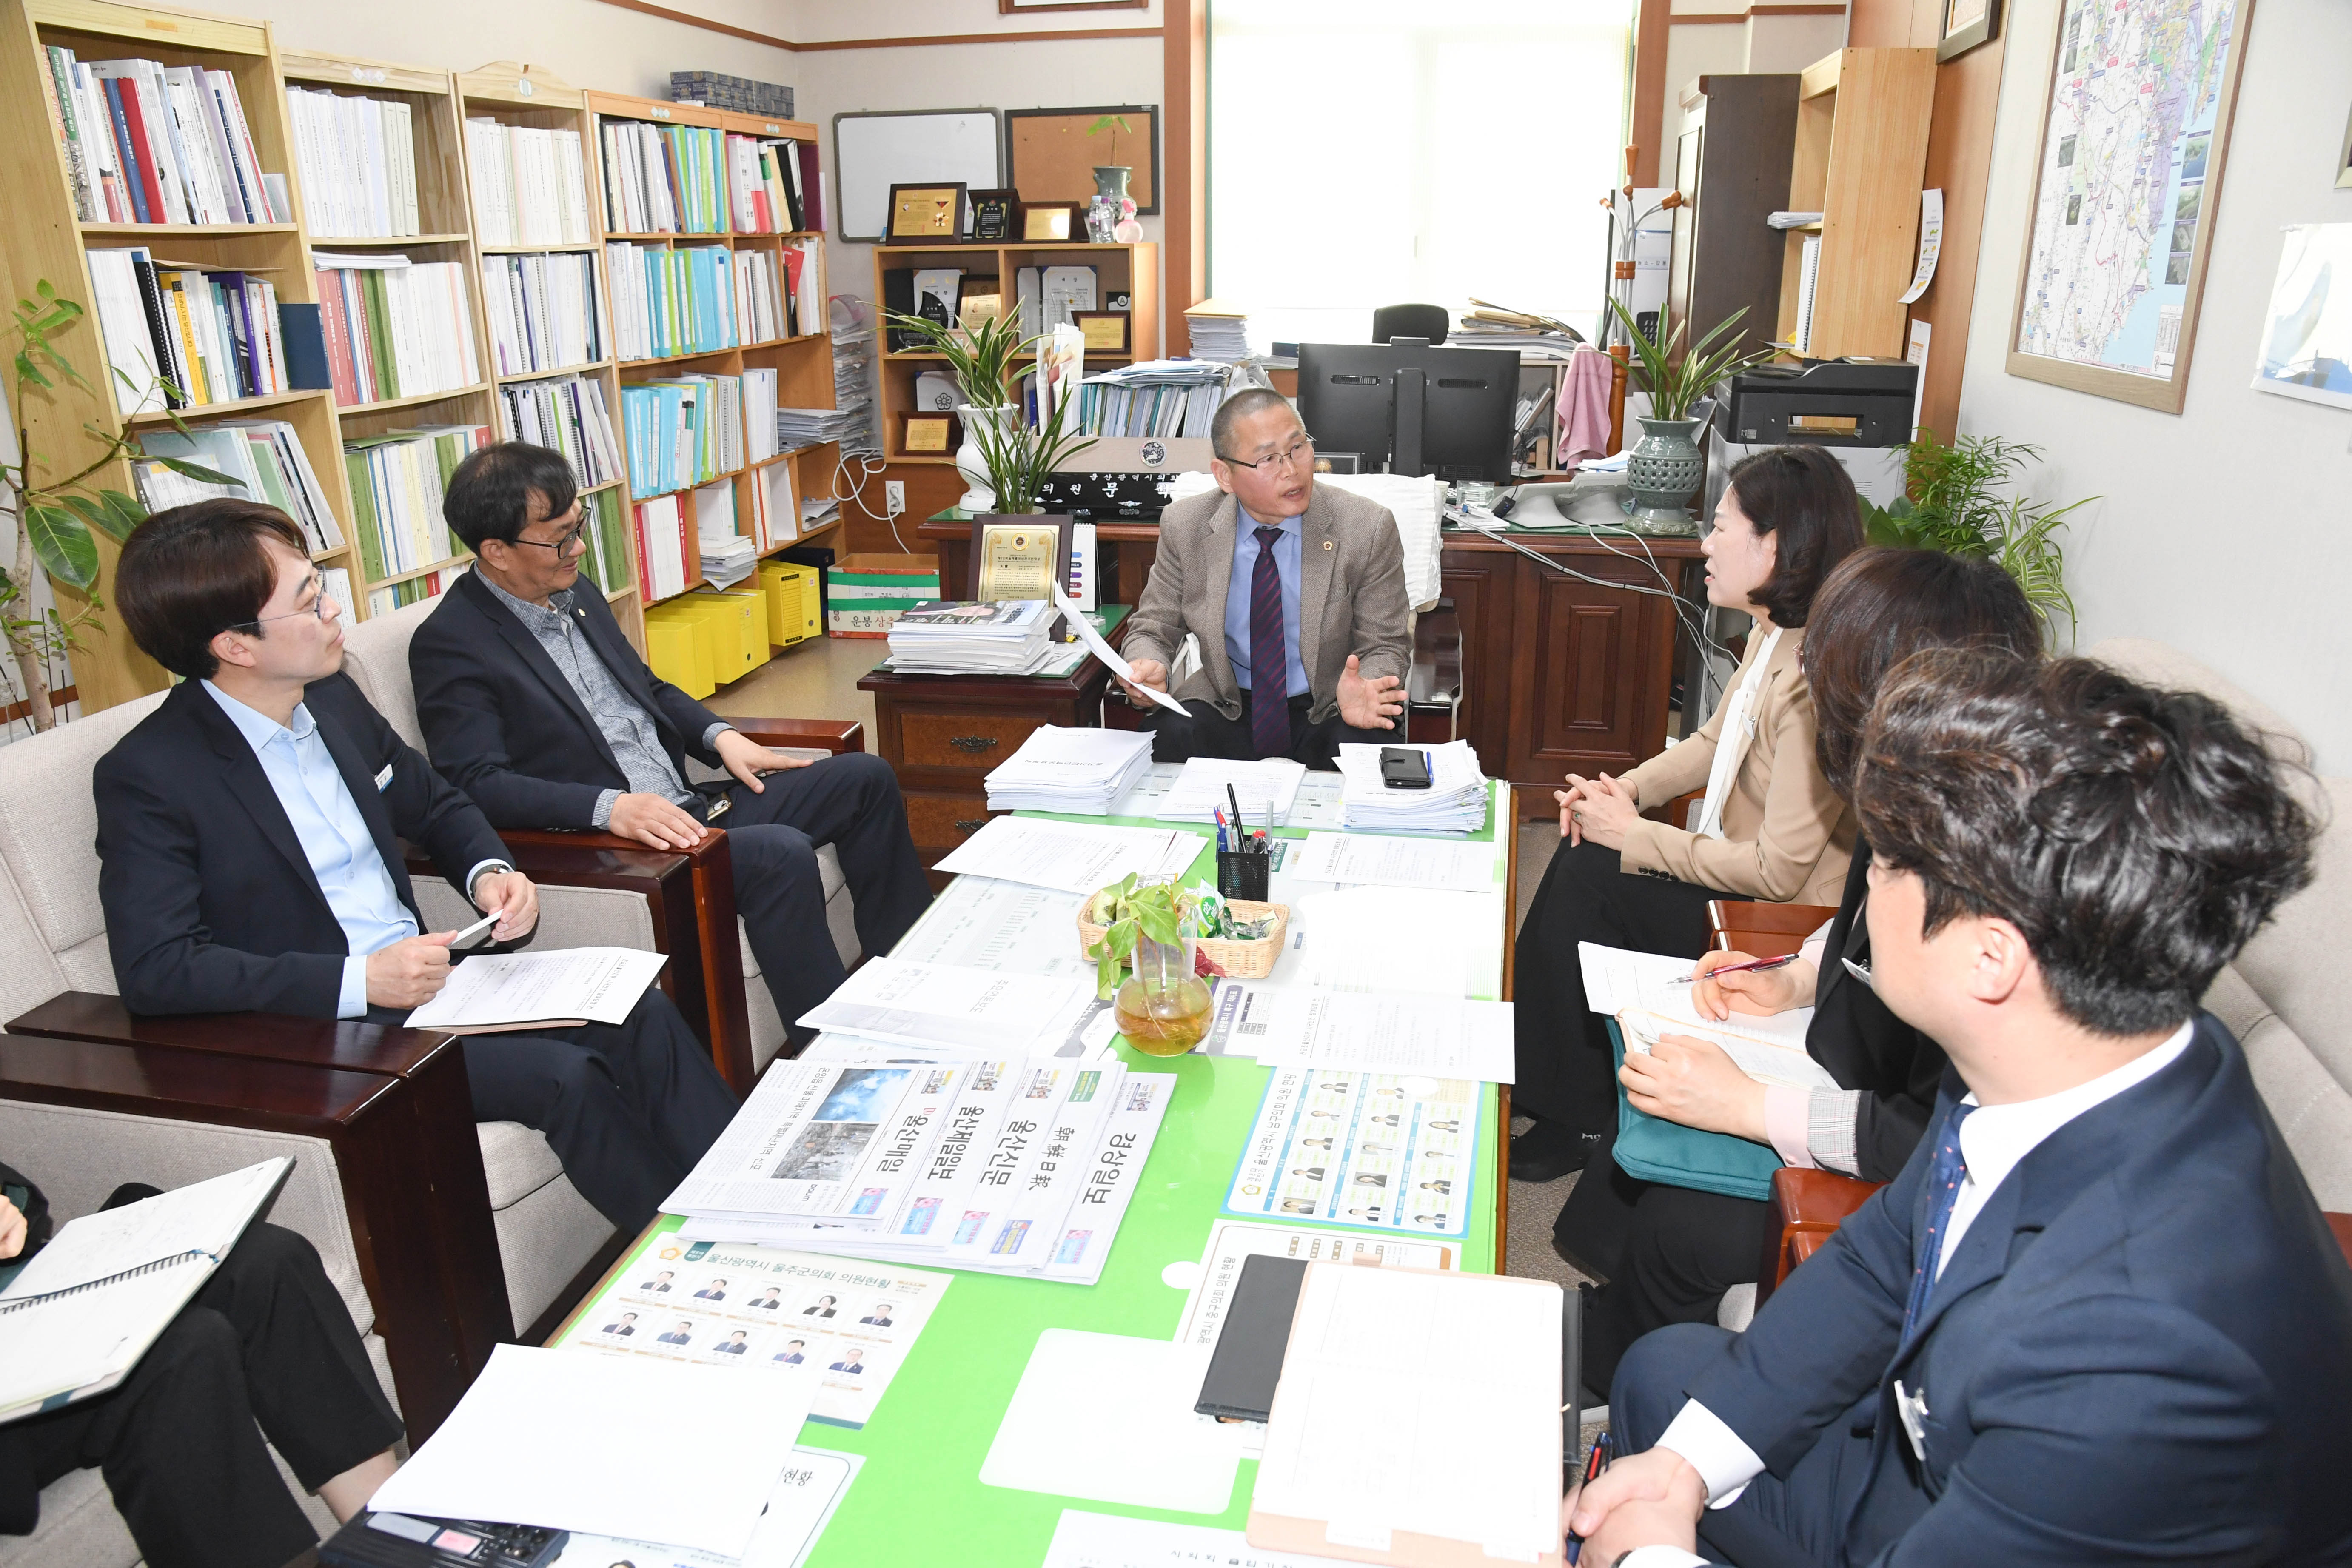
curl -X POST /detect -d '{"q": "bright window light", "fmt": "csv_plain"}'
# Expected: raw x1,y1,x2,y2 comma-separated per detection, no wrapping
1207,0,1634,352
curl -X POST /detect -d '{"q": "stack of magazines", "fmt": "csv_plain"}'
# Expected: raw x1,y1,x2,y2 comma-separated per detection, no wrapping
1335,740,1490,833
984,726,1155,813
885,600,1057,674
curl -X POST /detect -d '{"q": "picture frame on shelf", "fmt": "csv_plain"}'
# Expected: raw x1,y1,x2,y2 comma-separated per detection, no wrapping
1000,0,1144,11
969,188,1019,242
887,182,969,244
960,291,1006,331
2004,0,2255,413
1936,0,2002,62
1006,105,1161,215
903,413,956,454
1073,312,1130,354
1021,202,1080,242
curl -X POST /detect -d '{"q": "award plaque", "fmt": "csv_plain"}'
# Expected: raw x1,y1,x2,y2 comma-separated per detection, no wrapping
974,522,1061,602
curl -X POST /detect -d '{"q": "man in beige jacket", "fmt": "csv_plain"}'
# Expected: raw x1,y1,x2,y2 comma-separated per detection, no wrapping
1119,390,1413,768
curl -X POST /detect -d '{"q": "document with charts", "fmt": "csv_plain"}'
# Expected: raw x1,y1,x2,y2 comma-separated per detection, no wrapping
554,1217,950,1428
1226,1068,1479,1239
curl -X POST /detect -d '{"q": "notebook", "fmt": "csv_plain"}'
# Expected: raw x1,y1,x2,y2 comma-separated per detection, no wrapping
0,1157,291,1423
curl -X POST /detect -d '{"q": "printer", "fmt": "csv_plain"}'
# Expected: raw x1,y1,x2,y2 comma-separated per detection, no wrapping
1714,359,1918,448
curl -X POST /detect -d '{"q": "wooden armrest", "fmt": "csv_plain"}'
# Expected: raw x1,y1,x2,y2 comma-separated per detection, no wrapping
724,716,865,754
7,991,454,1079
1755,1167,1884,1307
1642,788,1703,828
2329,1213,2352,1268
1709,900,1841,938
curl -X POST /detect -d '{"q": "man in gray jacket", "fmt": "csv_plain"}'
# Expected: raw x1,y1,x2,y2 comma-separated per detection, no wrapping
1119,389,1412,767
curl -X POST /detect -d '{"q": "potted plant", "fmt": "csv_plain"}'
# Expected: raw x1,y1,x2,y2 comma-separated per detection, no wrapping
1086,114,1134,203
1083,872,1212,1055
1604,297,1778,534
1861,429,2092,643
3,281,228,731
885,305,1031,509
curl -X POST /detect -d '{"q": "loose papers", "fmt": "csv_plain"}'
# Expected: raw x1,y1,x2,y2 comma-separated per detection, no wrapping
1576,941,1836,1091
404,947,667,1032
984,725,1156,814
795,956,1098,1053
1158,756,1308,828
1333,741,1488,833
1201,985,1515,1083
550,1448,862,1568
552,1222,949,1428
1172,1220,1456,1351
1289,888,1500,999
1284,832,1504,894
1226,1068,1479,1239
983,1331,1240,1515
1043,1512,1363,1568
1052,580,1186,713
369,1344,815,1557
934,816,1209,895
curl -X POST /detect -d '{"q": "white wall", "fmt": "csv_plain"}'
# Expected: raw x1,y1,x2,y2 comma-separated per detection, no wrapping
238,0,798,102
784,0,1161,42
1662,11,1848,144
1957,0,2352,770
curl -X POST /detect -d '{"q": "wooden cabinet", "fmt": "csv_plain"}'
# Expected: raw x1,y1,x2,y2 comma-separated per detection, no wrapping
1440,530,1705,789
1668,74,1801,362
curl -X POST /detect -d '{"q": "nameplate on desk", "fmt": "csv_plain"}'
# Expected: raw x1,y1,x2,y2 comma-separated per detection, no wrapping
1054,436,1215,473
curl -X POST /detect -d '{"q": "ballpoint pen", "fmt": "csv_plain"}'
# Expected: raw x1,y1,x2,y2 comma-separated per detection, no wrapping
1672,950,1802,985
1226,783,1245,840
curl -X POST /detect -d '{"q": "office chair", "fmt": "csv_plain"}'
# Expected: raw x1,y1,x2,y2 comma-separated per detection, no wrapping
1371,303,1449,345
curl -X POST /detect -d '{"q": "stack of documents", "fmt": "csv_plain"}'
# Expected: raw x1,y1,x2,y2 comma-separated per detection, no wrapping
699,516,758,588
935,815,1209,895
1183,299,1251,362
672,1048,1176,1286
1334,740,1489,833
885,599,1057,674
984,725,1156,813
1158,756,1306,827
1768,210,1825,228
777,405,868,449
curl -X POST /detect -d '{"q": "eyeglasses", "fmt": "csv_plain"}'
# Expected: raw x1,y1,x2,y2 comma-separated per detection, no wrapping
509,513,589,555
1222,436,1316,474
225,573,330,633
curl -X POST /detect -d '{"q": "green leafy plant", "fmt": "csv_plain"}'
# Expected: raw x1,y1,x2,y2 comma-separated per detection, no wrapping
1086,114,1133,167
4,282,230,731
1605,297,1778,424
886,302,1097,511
1083,873,1197,1000
1860,429,2093,643
884,303,1030,411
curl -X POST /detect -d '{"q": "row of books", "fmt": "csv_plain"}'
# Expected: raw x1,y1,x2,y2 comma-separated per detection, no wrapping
621,374,745,498
368,563,467,616
1077,376,1224,439
571,490,634,597
41,47,282,227
744,368,778,464
465,119,592,247
286,88,419,238
314,256,482,407
344,425,490,583
131,420,344,557
633,493,690,602
597,123,815,237
605,243,736,362
496,375,623,490
88,248,291,416
480,252,605,376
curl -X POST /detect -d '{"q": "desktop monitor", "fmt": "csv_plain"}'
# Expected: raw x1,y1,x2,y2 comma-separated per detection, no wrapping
1296,340,1520,482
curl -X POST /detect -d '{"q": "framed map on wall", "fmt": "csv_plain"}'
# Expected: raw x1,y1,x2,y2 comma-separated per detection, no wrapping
2005,0,2256,413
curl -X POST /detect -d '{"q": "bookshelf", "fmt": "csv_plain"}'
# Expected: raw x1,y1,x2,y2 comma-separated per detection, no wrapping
584,87,840,626
452,61,640,648
0,0,356,710
1774,47,1936,362
873,241,1160,465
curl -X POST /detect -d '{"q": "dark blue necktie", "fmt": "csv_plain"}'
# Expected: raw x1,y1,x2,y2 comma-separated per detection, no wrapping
1897,1102,1976,1354
1249,525,1291,760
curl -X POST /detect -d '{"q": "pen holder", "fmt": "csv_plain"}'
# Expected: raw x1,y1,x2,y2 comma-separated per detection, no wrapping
1216,848,1271,903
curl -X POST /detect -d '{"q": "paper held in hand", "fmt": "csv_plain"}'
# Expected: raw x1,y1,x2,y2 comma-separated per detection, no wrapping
403,946,668,1034
1051,580,1186,714
1577,941,1836,1092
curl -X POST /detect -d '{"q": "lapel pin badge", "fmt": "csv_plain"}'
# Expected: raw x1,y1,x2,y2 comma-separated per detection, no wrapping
1322,539,1335,551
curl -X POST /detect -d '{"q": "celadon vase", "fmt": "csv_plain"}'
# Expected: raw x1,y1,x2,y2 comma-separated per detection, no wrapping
1622,416,1705,536
1092,165,1132,203
955,403,1017,511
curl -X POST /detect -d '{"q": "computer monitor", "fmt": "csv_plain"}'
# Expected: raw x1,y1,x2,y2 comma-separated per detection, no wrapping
1296,339,1520,482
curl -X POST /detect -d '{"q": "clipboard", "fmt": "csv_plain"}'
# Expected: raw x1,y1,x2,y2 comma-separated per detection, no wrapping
1246,1262,1567,1568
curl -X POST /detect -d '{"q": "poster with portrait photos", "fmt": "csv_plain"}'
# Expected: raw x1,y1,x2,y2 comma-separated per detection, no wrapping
1224,1067,1479,1239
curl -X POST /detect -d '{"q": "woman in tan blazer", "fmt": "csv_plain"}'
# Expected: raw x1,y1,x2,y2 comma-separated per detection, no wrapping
1511,447,1863,1182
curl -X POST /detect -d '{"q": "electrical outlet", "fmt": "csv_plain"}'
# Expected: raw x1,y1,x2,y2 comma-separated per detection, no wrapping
884,481,906,516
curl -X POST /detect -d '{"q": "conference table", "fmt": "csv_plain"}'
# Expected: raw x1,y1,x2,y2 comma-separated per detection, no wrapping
550,769,1522,1565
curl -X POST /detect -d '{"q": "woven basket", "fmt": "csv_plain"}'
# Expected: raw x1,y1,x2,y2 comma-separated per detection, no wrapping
1077,899,1290,981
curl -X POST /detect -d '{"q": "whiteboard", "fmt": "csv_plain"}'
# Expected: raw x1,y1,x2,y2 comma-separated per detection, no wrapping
833,109,1003,242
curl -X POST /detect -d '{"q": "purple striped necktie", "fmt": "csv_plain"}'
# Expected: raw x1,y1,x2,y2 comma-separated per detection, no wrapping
1249,525,1290,760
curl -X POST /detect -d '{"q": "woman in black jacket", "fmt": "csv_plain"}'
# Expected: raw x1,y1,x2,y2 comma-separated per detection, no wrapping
1557,548,2044,1398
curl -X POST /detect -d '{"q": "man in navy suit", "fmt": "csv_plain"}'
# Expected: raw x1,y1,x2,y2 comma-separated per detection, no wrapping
1570,651,2352,1567
406,442,930,1049
94,500,737,1234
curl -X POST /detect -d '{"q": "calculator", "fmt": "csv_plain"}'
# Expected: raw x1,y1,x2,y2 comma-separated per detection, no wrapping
321,1511,567,1568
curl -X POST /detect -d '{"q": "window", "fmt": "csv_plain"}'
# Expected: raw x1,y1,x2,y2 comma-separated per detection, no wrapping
1208,0,1634,352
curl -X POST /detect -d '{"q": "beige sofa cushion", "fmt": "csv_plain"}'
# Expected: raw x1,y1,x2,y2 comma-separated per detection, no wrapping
0,692,165,996
338,594,439,752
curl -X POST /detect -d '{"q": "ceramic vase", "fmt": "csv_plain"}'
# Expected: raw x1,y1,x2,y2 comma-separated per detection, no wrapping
1622,416,1705,536
955,403,1017,511
1092,165,1132,203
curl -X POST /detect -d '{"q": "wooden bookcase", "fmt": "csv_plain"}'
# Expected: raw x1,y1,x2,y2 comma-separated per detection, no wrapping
278,46,495,617
583,88,839,617
1773,47,1936,363
0,0,357,710
873,240,1160,465
451,61,639,647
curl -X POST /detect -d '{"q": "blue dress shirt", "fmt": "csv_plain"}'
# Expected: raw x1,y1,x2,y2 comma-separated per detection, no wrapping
202,681,500,1018
1223,506,1310,698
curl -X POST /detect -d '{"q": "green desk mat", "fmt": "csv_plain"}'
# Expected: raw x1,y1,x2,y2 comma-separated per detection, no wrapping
624,784,1505,1564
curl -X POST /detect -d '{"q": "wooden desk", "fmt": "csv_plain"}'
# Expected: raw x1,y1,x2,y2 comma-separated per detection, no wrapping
922,511,1706,788
855,610,1129,884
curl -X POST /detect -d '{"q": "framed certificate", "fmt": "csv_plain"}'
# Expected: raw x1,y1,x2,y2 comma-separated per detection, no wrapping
902,414,955,454
1074,312,1130,354
886,182,969,244
969,518,1073,605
